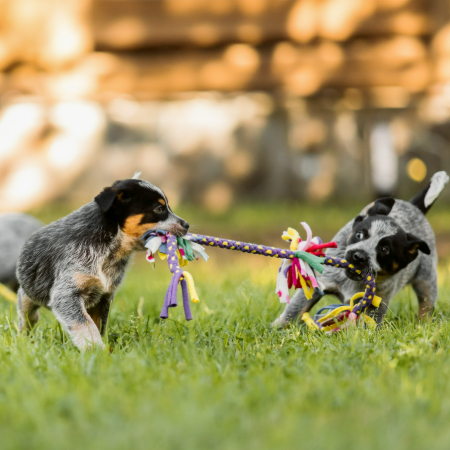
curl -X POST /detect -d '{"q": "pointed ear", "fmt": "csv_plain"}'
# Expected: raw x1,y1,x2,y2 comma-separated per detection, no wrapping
94,187,119,212
367,198,395,216
406,233,430,257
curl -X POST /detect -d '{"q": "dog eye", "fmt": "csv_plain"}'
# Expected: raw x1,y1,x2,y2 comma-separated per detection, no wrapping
381,246,390,255
154,205,164,214
355,232,364,240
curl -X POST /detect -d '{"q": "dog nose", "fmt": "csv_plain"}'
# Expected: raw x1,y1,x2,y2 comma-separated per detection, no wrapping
346,250,369,267
180,219,189,231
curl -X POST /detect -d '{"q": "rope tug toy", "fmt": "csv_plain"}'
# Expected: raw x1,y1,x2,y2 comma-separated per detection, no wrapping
142,223,382,333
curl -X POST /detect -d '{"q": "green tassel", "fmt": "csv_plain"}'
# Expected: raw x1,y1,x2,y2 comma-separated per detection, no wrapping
293,251,325,273
177,237,195,261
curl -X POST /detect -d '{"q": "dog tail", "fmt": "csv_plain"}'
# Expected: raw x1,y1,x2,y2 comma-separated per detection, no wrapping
410,171,449,214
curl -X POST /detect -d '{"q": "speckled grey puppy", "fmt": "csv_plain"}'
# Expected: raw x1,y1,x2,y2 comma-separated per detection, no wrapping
273,171,449,327
0,213,43,291
16,176,189,350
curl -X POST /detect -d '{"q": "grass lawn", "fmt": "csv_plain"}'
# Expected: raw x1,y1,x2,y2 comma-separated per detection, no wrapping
1,203,450,450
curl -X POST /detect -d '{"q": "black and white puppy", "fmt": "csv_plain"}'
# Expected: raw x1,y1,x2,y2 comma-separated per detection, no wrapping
0,213,42,291
273,171,449,327
16,176,189,350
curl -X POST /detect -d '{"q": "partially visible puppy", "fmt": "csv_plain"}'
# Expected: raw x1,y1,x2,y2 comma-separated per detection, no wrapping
273,171,449,327
16,176,189,350
0,213,42,291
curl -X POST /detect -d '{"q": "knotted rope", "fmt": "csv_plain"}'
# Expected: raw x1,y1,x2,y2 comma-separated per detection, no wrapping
143,224,381,331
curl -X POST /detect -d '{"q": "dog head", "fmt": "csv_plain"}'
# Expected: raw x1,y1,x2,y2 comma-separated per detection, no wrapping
344,198,430,281
94,178,189,238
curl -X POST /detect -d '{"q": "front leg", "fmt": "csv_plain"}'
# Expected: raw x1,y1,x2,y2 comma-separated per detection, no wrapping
271,288,322,327
50,285,104,350
365,292,394,326
272,267,346,327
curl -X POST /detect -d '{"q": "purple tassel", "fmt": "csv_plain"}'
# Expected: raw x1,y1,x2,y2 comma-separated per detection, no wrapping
180,279,193,321
160,234,195,320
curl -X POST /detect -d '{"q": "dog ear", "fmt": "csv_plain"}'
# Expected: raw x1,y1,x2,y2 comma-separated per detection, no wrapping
367,198,395,216
405,233,430,258
94,187,119,212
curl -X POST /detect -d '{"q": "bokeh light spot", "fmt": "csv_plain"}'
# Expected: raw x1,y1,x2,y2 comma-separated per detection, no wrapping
407,158,427,182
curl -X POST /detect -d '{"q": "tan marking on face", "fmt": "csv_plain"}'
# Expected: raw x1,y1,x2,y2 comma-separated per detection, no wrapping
122,214,157,238
158,199,166,206
408,244,420,254
74,273,103,292
392,261,398,271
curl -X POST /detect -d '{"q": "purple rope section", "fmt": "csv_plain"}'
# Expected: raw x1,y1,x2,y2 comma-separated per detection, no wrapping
321,256,376,317
187,233,297,258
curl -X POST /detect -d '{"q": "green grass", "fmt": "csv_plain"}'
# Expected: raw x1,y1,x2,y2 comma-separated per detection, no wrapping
1,203,450,450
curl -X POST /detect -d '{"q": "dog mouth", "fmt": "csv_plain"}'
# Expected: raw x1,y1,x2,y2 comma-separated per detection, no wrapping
345,265,375,282
167,223,189,237
345,269,365,281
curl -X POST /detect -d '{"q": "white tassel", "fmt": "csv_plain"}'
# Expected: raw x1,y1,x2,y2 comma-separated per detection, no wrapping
144,236,162,254
275,260,291,303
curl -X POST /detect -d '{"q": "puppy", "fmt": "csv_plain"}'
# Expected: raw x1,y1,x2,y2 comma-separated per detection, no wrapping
0,213,42,291
273,171,449,327
16,176,189,350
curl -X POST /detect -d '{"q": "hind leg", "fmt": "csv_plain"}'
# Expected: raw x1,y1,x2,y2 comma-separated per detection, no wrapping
411,259,438,320
17,287,40,333
412,277,437,320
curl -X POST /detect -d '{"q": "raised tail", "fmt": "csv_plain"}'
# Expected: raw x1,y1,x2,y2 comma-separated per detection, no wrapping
410,171,449,214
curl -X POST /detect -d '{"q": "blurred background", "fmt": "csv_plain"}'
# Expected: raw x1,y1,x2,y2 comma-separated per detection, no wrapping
0,0,449,254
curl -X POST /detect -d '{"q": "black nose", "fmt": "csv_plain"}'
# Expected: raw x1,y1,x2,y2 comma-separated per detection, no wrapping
180,220,189,231
346,250,369,267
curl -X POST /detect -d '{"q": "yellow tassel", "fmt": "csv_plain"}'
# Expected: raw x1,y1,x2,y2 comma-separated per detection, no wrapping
350,292,382,309
181,258,189,267
182,271,199,303
349,292,364,307
302,312,320,330
0,283,17,303
158,251,167,260
299,276,312,300
317,306,350,324
282,227,300,250
288,228,300,251
372,295,382,308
